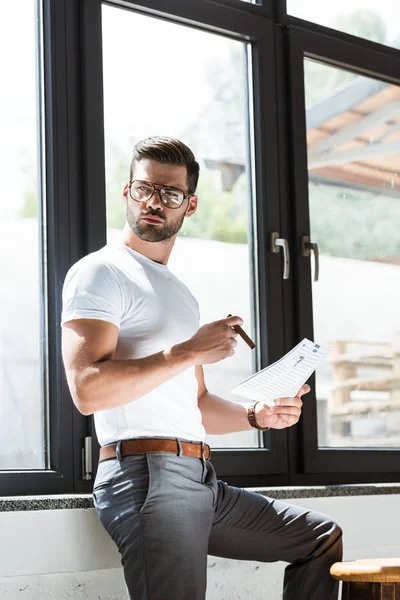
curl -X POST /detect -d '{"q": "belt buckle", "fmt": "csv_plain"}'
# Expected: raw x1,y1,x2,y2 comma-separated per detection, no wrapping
116,440,122,461
201,441,209,461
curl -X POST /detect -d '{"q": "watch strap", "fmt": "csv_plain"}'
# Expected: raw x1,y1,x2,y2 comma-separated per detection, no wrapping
247,401,270,431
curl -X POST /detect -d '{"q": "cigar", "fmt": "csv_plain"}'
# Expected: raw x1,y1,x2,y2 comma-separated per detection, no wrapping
227,314,256,349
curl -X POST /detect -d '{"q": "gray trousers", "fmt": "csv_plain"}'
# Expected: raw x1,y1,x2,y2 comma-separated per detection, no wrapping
93,440,343,600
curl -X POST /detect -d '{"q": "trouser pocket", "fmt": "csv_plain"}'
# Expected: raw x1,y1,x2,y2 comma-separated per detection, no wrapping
202,460,217,507
92,453,152,532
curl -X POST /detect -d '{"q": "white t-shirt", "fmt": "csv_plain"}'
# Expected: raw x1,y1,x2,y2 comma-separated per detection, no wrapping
61,243,206,446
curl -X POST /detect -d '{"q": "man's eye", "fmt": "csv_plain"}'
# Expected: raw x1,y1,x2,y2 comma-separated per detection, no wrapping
139,186,151,192
164,190,179,197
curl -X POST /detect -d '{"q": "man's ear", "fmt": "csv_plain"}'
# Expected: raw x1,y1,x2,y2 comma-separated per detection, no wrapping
122,183,129,205
185,194,198,218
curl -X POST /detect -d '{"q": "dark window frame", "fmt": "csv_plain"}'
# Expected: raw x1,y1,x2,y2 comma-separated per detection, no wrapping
87,0,291,488
2,0,400,496
283,24,400,483
0,0,89,496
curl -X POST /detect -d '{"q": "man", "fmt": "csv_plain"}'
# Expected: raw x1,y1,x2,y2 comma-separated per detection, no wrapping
61,136,342,600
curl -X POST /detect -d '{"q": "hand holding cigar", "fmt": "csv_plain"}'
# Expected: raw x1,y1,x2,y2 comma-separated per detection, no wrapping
227,314,256,349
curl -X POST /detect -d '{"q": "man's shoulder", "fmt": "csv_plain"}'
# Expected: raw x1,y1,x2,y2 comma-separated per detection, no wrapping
64,244,129,283
72,244,126,268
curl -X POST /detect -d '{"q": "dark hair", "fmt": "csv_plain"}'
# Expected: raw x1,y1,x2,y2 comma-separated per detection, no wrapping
129,136,200,194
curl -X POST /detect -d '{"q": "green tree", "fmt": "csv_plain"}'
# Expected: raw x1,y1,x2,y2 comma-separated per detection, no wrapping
309,182,400,260
17,162,38,219
335,10,387,45
106,156,129,230
304,10,388,108
17,188,37,218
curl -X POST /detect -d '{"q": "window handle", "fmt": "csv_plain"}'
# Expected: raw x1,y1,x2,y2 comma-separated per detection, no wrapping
270,232,290,280
300,235,319,282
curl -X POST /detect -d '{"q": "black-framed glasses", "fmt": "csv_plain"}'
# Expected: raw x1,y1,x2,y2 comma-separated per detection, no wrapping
128,179,192,209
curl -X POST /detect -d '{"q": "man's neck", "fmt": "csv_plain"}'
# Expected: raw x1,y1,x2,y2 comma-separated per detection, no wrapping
120,226,176,266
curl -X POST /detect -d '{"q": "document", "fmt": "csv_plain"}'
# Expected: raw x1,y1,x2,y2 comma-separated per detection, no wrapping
231,338,329,406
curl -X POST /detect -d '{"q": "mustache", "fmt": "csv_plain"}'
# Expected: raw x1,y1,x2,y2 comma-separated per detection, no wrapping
141,210,165,221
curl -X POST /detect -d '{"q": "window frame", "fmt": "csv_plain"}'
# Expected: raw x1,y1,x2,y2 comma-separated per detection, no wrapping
2,0,400,496
88,0,291,488
283,24,400,483
0,0,91,496
203,0,272,15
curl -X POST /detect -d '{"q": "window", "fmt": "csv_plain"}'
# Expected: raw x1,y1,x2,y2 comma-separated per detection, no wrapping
304,60,400,448
102,5,258,449
287,25,400,479
0,0,46,470
287,0,400,50
3,0,400,496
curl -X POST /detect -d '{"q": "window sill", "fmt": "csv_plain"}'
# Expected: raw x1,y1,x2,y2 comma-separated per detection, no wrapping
1,483,400,511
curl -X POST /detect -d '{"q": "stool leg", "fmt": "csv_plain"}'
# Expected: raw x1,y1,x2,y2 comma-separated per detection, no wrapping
341,581,349,600
342,581,380,599
341,580,400,599
382,582,400,600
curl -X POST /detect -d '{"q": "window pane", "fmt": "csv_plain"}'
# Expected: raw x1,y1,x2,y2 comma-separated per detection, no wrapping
287,1,400,50
0,1,45,469
102,5,259,448
304,59,400,448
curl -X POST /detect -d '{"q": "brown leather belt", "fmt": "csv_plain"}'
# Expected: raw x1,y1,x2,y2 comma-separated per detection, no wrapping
99,438,211,463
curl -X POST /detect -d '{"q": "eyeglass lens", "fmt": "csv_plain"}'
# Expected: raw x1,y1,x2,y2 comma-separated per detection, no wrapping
130,181,184,208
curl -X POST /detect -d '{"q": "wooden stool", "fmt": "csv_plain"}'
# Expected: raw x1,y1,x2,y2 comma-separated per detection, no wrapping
330,559,400,599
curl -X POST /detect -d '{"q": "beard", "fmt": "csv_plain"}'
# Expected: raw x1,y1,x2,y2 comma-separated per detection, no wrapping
126,205,186,243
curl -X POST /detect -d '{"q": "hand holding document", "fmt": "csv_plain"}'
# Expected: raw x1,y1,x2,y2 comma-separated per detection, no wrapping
231,338,329,406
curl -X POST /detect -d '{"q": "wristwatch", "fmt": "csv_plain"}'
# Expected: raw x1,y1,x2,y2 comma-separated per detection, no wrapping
247,401,270,431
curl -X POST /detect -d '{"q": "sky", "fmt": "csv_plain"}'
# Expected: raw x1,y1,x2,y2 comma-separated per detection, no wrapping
1,0,399,219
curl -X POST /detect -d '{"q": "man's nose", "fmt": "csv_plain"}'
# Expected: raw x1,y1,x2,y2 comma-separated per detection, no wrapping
143,188,163,211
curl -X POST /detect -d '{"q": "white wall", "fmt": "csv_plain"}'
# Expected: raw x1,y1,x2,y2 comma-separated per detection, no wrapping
1,494,399,599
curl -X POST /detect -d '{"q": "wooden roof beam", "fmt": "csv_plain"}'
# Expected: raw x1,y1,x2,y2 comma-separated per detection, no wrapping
308,98,400,158
308,140,400,168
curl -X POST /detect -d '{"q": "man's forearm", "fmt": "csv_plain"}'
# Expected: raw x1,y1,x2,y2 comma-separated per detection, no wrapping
198,391,253,434
78,344,194,415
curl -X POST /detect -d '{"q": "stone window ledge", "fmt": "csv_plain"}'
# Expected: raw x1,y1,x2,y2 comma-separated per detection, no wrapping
1,483,400,511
